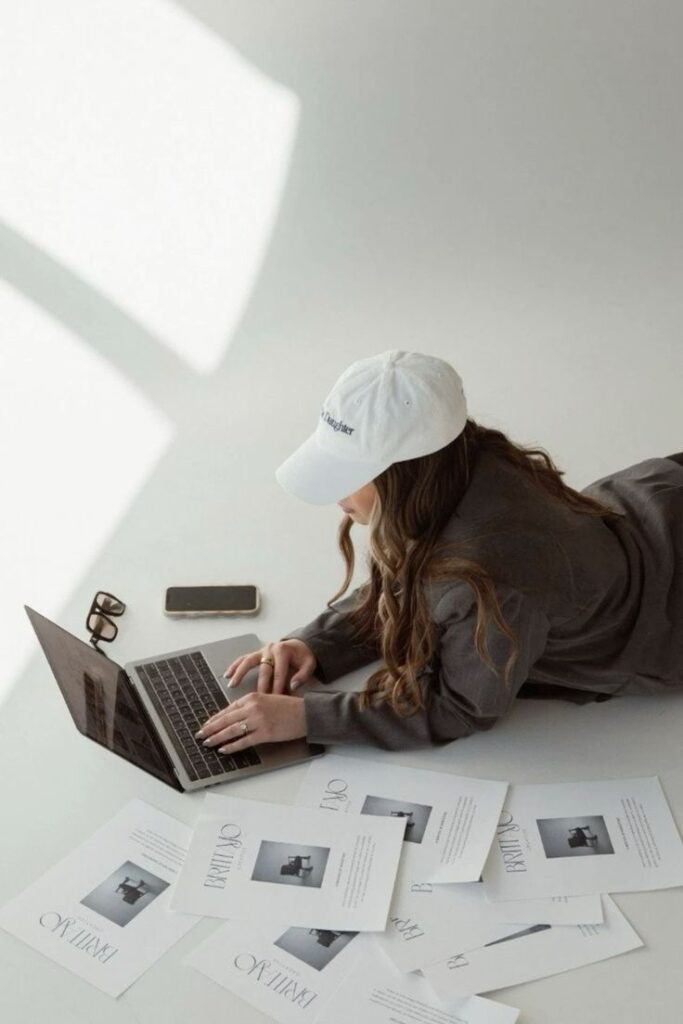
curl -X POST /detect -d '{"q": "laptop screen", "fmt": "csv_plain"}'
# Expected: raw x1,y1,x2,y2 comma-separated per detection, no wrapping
24,606,181,790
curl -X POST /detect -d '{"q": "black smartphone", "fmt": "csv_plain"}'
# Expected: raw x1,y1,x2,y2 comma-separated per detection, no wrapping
164,585,260,617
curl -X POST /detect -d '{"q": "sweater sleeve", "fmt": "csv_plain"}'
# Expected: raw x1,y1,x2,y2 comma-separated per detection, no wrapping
279,585,381,684
301,582,552,750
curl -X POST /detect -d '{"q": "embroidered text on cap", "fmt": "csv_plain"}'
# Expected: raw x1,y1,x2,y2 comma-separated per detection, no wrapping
320,409,355,435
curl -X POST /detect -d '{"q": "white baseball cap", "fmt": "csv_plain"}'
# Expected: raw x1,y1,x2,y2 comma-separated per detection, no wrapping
275,350,468,505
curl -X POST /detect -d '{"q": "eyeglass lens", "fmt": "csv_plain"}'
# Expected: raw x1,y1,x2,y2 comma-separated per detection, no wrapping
95,592,124,615
87,612,117,640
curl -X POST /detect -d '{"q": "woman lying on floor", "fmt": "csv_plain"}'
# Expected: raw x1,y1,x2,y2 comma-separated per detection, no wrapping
195,350,683,753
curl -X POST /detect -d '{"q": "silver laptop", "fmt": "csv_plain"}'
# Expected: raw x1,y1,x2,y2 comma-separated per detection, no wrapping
24,605,325,792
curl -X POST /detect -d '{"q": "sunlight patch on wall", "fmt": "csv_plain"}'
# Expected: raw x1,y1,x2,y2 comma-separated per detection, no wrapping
0,0,299,373
0,280,172,704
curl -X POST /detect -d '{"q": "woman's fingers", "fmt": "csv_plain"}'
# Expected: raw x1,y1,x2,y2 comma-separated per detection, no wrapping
198,696,258,747
223,655,242,686
256,642,275,693
215,732,261,755
223,641,310,694
271,645,289,694
195,697,245,739
201,715,249,748
194,708,229,738
224,650,259,688
222,656,238,678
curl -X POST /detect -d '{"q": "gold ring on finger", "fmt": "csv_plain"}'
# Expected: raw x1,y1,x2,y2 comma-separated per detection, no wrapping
259,656,274,667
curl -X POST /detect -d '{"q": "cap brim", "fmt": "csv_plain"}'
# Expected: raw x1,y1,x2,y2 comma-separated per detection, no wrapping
275,432,390,505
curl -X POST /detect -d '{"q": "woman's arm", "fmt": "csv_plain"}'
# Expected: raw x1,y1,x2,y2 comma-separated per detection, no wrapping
301,582,552,750
280,585,381,684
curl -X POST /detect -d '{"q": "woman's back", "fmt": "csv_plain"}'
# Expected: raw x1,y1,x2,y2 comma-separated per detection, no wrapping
436,449,683,695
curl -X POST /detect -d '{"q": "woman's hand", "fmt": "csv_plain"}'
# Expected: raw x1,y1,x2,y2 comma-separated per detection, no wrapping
223,639,317,695
195,692,307,754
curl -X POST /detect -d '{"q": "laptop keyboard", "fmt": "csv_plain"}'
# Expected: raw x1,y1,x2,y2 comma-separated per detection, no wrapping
134,651,262,782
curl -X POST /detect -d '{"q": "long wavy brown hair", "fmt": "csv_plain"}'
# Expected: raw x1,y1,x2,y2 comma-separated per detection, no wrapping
325,418,628,717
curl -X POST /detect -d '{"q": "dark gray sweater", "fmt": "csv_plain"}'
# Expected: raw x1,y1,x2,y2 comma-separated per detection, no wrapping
281,450,683,750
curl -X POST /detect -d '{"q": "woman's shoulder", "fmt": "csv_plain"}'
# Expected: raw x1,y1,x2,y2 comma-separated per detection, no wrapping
425,450,608,622
432,448,572,557
581,454,683,506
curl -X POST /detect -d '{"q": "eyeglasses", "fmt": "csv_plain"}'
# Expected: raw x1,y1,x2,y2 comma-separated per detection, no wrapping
86,591,126,654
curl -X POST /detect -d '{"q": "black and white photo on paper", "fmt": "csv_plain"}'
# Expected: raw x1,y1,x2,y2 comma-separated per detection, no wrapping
250,841,330,888
360,795,433,844
80,860,169,926
273,926,357,970
536,816,615,858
